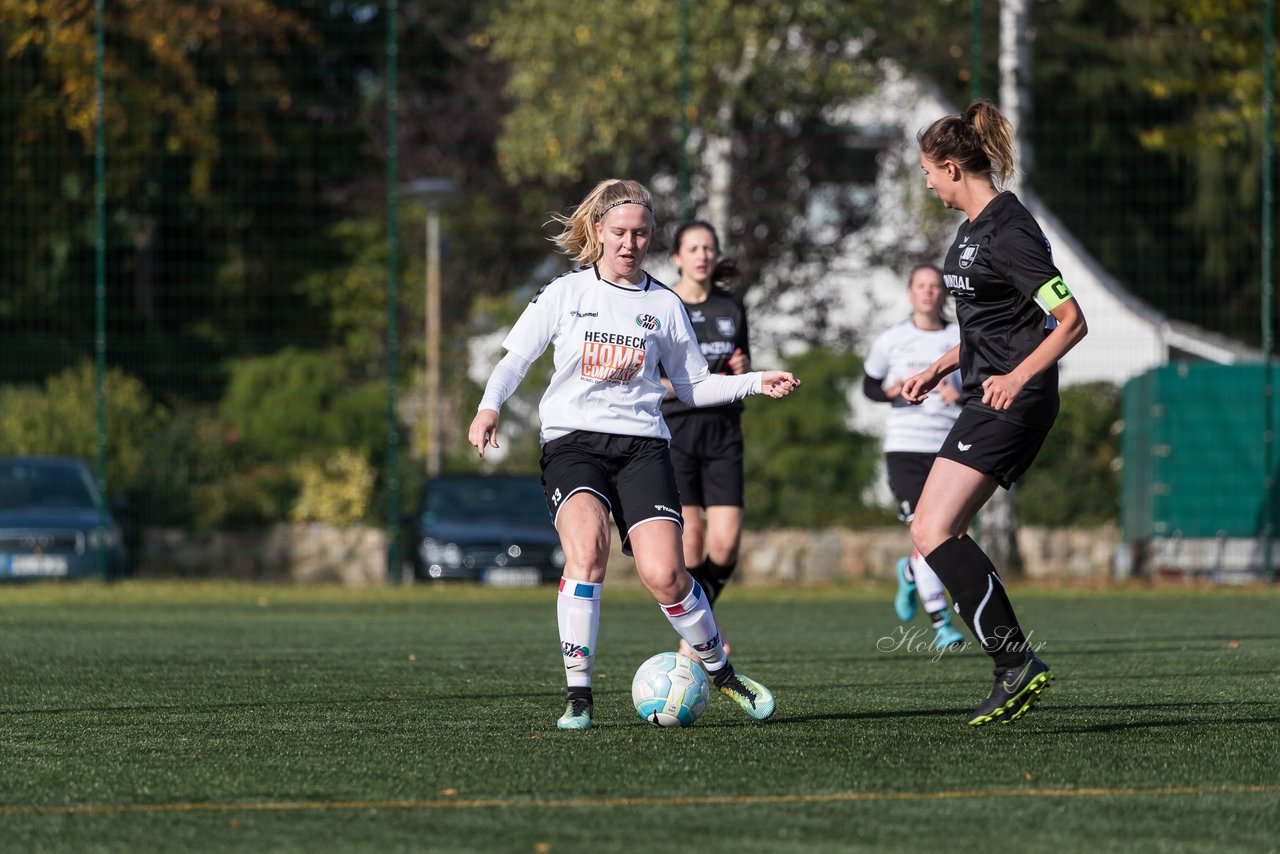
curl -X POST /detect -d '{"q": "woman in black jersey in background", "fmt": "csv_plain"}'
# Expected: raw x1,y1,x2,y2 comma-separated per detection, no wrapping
661,221,750,655
902,101,1088,726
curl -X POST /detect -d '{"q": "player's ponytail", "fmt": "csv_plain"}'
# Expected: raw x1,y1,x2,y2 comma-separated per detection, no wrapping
967,101,1015,186
918,99,1016,188
549,179,654,265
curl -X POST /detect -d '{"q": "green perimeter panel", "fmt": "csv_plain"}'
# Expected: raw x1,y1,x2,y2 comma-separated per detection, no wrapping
1123,363,1279,539
1121,369,1155,540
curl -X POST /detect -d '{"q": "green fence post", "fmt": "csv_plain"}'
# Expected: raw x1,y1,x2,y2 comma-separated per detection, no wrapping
385,0,403,585
970,0,984,101
94,0,108,581
678,0,691,220
1264,0,1275,584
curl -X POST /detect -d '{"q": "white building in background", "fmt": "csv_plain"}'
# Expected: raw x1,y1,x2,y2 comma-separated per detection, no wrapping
471,64,1254,474
735,64,1255,444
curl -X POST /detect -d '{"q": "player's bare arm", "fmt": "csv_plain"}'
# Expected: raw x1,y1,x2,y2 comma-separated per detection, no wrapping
902,344,960,404
981,298,1088,411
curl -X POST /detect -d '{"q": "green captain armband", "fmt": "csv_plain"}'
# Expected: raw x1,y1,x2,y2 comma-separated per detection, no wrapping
1033,276,1073,314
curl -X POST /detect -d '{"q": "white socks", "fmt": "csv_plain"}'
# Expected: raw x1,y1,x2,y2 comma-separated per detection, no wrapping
660,581,728,673
557,578,601,688
910,551,949,616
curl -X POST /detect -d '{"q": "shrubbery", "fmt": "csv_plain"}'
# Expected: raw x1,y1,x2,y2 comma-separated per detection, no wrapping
0,357,1119,534
1018,381,1121,526
742,347,889,529
0,362,160,496
0,355,395,531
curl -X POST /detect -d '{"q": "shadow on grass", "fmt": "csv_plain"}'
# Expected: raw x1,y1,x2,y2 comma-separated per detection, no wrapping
1035,699,1280,734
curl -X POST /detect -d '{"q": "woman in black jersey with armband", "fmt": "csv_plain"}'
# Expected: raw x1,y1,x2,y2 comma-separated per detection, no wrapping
661,221,750,655
901,101,1088,726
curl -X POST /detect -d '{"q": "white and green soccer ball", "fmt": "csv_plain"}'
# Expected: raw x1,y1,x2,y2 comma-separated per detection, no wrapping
631,651,710,727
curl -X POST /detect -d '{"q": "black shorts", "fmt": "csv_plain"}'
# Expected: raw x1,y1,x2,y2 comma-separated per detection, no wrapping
885,452,935,522
667,411,744,508
540,430,683,556
934,406,1052,489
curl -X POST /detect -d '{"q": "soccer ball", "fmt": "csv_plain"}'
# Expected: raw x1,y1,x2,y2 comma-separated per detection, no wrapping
631,651,710,727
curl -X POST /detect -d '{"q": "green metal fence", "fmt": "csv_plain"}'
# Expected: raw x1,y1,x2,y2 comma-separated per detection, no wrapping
1123,364,1280,542
0,2,1274,581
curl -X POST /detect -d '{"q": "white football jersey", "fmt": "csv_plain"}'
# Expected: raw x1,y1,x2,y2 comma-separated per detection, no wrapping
864,320,963,454
502,265,717,444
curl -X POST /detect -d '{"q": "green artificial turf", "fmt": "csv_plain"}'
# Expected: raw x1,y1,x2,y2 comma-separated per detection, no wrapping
1,582,1277,852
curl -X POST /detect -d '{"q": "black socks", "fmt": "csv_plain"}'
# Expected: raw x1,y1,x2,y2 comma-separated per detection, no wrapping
690,558,737,607
925,536,1029,669
710,661,737,689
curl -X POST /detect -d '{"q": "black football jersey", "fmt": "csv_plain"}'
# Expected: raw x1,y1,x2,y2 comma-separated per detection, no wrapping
662,285,751,418
943,191,1063,428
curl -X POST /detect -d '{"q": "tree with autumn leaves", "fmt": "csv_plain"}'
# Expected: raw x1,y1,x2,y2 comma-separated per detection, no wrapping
0,0,1273,529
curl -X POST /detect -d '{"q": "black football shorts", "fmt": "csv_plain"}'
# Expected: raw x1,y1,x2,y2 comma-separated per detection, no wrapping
540,430,683,556
885,451,936,522
667,411,745,508
934,405,1052,489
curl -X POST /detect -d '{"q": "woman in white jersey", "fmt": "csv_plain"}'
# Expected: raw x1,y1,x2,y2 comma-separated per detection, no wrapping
468,179,801,730
863,263,965,651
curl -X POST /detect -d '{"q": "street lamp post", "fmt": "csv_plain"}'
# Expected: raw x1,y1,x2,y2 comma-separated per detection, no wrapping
400,177,458,479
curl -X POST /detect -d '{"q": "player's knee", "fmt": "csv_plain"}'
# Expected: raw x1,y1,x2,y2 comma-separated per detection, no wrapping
639,564,690,604
909,515,946,557
558,536,610,582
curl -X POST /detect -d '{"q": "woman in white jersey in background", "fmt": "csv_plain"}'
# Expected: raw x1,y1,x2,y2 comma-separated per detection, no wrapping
863,263,965,651
468,179,801,730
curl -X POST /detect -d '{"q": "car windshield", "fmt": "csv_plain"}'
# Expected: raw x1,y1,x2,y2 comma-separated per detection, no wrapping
0,462,97,511
423,478,551,526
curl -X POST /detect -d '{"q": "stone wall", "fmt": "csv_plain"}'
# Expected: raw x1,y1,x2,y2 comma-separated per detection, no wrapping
139,523,389,586
138,523,1121,586
608,524,1121,584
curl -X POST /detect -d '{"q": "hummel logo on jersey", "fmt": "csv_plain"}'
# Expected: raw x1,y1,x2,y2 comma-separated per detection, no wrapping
551,488,563,505
654,504,678,515
957,441,972,452
569,310,598,318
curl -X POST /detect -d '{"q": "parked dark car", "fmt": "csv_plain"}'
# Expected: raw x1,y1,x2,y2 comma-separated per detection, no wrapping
411,474,564,585
0,456,129,580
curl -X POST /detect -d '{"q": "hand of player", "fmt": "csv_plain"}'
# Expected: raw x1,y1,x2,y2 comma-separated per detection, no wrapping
882,380,904,400
981,373,1025,411
468,409,500,457
728,347,751,375
900,369,940,405
938,383,962,406
761,371,801,398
